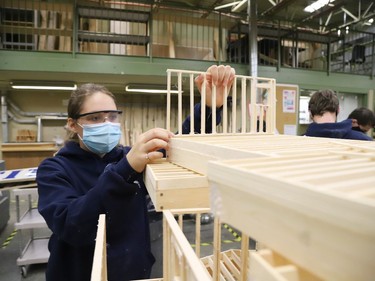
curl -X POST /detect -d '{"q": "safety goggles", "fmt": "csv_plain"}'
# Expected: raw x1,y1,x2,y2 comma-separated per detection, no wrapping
75,110,122,124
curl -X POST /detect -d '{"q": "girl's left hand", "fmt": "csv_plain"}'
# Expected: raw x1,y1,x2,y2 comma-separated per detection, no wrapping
126,128,174,173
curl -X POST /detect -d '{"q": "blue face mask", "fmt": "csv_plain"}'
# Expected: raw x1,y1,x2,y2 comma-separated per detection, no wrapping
78,122,121,154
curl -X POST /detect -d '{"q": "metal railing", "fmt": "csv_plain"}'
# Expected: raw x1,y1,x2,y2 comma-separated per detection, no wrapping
1,0,374,77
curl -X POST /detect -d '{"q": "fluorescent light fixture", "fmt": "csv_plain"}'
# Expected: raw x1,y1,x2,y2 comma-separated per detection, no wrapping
304,0,334,13
215,1,241,10
10,81,77,90
363,18,374,26
232,0,247,12
125,84,180,94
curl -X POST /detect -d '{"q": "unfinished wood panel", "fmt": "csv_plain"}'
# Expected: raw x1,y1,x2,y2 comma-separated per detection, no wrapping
200,247,322,281
208,152,375,281
249,249,323,281
157,134,375,281
91,214,107,281
163,210,211,281
201,249,242,281
144,159,208,211
119,64,375,280
168,134,375,175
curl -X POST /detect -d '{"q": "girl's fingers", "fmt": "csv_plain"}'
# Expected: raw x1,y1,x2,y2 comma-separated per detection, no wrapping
217,65,226,85
146,150,164,161
140,128,174,144
207,65,219,86
206,65,235,87
143,138,170,154
223,65,235,87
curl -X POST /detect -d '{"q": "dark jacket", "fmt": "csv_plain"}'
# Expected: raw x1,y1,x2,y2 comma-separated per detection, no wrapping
182,103,222,134
304,118,373,141
37,142,153,281
37,103,222,281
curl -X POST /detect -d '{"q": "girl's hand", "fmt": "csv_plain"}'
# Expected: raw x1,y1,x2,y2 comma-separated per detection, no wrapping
195,65,236,108
126,128,174,172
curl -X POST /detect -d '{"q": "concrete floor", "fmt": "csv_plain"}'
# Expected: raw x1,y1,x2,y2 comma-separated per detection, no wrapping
0,191,47,281
0,191,245,280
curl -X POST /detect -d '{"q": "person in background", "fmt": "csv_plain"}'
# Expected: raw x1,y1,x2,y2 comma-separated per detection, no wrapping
36,64,235,281
182,65,235,134
348,107,375,134
304,89,373,141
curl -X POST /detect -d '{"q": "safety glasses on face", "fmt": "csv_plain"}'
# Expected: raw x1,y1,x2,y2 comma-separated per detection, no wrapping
75,110,122,124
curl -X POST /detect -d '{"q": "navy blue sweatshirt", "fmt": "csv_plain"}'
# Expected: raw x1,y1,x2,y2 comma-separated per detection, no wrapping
305,119,373,141
37,103,222,281
37,143,153,281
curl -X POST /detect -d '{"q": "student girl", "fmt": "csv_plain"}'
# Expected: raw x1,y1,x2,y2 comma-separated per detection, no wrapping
36,65,235,281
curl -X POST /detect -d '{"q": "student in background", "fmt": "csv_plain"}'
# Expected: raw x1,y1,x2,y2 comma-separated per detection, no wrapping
348,107,375,134
36,65,235,281
304,89,373,141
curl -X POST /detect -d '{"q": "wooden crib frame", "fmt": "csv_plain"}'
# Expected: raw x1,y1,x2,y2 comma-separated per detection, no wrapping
90,69,375,281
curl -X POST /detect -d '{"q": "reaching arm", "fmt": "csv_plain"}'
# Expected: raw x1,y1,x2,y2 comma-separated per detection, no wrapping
182,65,236,134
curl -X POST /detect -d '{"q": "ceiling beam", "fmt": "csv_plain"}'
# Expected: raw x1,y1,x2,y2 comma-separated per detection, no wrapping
261,0,299,17
301,1,345,23
201,0,225,19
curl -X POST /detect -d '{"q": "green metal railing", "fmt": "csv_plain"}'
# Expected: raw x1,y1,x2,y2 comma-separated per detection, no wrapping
1,0,374,77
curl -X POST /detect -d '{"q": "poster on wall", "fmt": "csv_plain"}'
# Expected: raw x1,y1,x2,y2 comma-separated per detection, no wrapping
282,89,296,113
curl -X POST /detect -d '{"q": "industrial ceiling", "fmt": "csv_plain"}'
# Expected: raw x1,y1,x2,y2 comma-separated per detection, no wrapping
151,0,375,35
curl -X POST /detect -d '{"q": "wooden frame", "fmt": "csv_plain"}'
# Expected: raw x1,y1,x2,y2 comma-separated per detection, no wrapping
162,209,322,281
165,69,276,135
144,159,208,211
208,151,375,281
91,68,375,281
91,214,107,281
168,134,375,175
162,209,212,281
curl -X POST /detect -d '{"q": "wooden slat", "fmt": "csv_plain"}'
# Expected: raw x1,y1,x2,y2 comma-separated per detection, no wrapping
208,152,375,281
163,210,211,281
144,159,208,211
249,250,292,281
168,134,375,175
91,214,107,281
221,251,240,279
